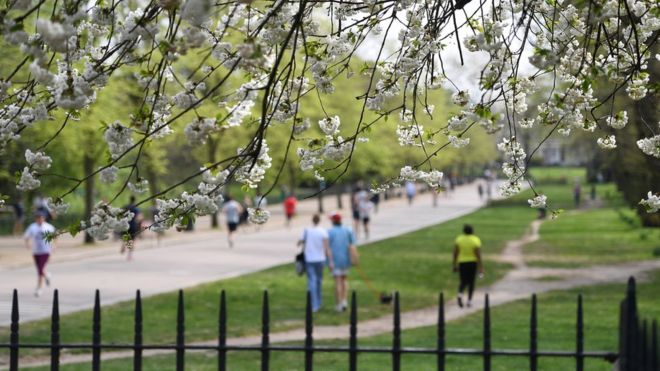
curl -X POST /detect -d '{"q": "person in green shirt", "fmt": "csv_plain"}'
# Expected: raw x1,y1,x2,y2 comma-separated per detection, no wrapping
452,224,485,308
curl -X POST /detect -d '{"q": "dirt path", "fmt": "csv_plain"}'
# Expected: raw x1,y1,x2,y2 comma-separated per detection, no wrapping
9,218,660,369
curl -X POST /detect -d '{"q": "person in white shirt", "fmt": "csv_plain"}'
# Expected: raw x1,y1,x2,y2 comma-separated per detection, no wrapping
222,196,243,248
298,214,333,312
24,211,56,297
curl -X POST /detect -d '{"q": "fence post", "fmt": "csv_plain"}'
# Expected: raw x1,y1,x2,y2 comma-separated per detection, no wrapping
349,291,358,371
437,293,445,371
619,277,638,371
51,289,60,371
642,320,648,370
10,289,19,371
261,290,270,371
176,290,185,371
218,290,227,371
576,294,584,371
392,292,401,371
483,294,491,371
134,290,143,371
304,291,314,371
92,290,101,371
652,320,658,371
530,294,537,371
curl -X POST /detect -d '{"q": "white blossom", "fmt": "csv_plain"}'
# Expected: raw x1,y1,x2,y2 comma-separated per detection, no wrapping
83,202,134,240
17,167,40,191
597,135,617,149
128,179,149,194
528,195,547,208
452,90,470,106
184,117,217,145
636,134,660,158
318,116,341,136
99,166,119,184
639,192,660,213
48,198,70,214
448,135,470,148
606,111,628,129
247,208,270,224
104,121,133,159
25,149,52,171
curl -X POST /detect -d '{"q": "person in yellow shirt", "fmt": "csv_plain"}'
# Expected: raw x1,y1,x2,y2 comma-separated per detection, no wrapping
452,224,485,308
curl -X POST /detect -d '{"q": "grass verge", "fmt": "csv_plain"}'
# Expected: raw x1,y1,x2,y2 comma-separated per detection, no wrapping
0,203,536,357
21,267,660,370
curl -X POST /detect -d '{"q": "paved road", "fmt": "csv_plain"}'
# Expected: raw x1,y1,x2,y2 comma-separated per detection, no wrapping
0,182,498,325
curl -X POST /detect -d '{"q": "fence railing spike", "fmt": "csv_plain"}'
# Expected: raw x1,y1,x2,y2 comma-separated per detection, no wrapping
92,289,101,371
176,289,185,371
437,292,445,371
9,289,18,371
349,290,358,371
219,290,227,371
261,290,270,371
51,289,60,371
134,290,143,371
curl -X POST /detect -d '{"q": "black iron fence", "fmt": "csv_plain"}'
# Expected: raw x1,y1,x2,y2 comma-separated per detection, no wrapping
1,277,658,370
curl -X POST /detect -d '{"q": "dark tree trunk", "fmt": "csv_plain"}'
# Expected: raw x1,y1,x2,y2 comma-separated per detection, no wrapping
208,137,219,228
83,153,95,244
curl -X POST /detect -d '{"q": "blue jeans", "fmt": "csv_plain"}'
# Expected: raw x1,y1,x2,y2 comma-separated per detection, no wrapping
305,262,325,311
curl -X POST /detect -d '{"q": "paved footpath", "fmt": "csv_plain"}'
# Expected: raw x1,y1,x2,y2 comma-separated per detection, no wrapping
11,209,660,369
0,182,495,325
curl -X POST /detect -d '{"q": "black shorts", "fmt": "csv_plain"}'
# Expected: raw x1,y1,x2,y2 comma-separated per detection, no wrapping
362,217,370,224
227,222,238,232
352,210,360,220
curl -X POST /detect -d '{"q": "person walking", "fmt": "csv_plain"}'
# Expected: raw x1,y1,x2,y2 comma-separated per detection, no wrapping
222,195,242,248
452,224,484,308
298,214,333,312
356,189,374,240
573,182,582,208
284,194,297,227
121,196,143,260
350,186,361,238
405,181,416,205
12,196,25,236
24,211,56,297
327,212,356,312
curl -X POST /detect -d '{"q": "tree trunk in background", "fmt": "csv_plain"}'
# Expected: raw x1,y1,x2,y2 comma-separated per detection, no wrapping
83,153,95,244
287,161,297,196
208,137,219,228
607,52,660,227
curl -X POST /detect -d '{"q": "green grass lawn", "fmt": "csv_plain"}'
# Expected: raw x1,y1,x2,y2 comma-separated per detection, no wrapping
524,202,660,268
0,203,536,358
22,269,660,371
528,166,586,184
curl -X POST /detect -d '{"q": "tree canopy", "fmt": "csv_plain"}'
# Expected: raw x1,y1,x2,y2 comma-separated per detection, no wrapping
0,0,658,238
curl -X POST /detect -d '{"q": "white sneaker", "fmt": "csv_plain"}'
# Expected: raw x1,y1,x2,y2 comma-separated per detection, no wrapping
34,288,42,297
45,273,51,287
335,304,344,312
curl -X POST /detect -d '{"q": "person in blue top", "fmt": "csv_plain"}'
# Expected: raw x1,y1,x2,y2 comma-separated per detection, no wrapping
121,196,143,261
327,212,357,312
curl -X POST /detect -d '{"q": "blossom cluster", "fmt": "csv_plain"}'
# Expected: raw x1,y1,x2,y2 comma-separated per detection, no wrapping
0,0,657,237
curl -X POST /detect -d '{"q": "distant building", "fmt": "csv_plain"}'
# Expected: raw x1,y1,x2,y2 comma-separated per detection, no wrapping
540,139,591,166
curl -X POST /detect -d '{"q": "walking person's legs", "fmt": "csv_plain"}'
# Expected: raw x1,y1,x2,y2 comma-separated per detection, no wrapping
459,262,478,307
333,274,348,311
33,254,49,297
306,262,324,312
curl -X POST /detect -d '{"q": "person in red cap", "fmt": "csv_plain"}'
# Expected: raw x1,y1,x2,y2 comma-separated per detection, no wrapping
327,212,357,312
